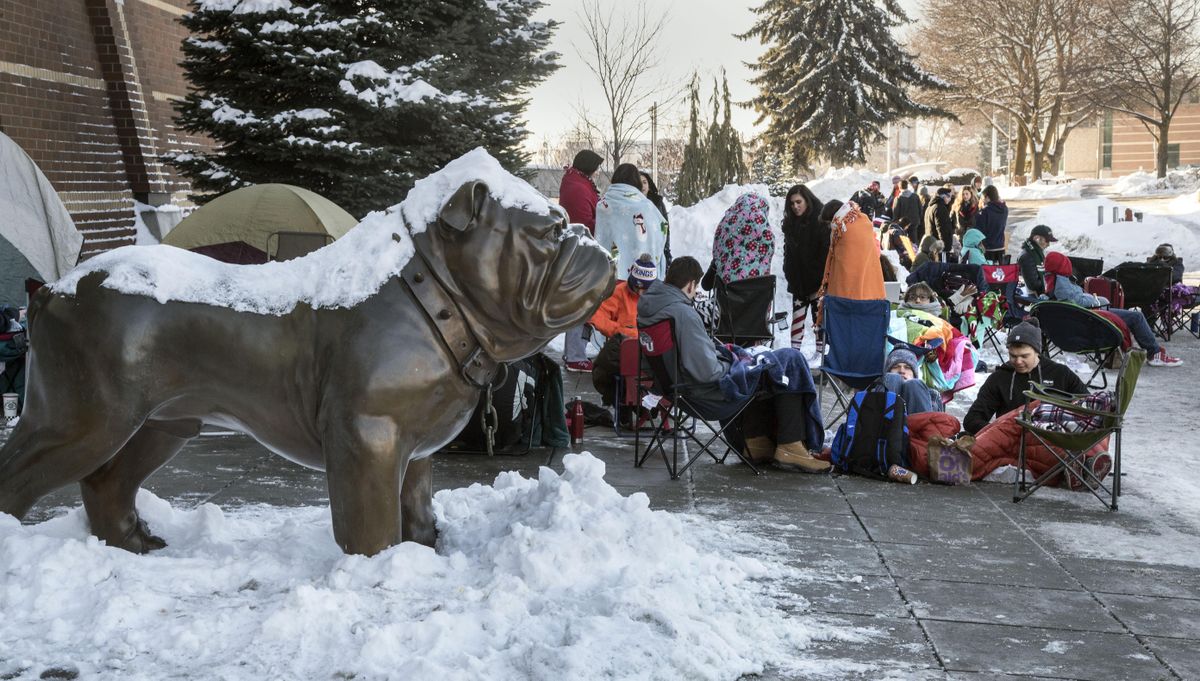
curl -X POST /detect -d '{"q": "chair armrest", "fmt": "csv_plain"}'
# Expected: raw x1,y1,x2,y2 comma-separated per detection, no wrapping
1021,390,1120,420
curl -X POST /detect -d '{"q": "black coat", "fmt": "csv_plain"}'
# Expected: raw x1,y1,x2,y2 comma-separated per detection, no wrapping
963,358,1086,434
782,215,831,300
893,191,924,243
925,200,955,250
1018,239,1046,294
850,189,883,219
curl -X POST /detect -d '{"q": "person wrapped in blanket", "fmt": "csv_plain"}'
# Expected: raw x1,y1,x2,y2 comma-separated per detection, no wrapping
893,283,978,397
1043,252,1183,368
637,256,829,472
880,348,944,414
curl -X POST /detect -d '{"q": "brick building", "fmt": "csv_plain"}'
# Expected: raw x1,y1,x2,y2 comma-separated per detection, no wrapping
0,0,206,259
1063,100,1200,178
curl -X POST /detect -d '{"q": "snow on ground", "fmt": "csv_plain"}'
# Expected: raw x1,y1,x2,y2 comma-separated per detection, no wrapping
1011,197,1200,266
805,167,881,204
1111,168,1200,197
997,181,1082,201
0,453,868,681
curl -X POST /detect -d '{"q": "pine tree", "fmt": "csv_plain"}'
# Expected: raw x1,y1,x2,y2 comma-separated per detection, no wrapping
703,81,725,193
173,0,559,217
674,74,708,206
718,72,748,186
740,0,950,169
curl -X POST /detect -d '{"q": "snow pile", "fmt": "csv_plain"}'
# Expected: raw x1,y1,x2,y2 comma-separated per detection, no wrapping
806,167,881,204
998,181,1082,201
0,453,858,680
1111,168,1200,197
1012,198,1200,266
50,148,556,315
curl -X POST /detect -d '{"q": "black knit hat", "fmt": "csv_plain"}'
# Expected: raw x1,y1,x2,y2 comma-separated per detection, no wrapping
1008,317,1042,352
571,149,603,175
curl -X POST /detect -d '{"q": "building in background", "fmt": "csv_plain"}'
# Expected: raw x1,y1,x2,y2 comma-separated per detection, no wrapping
1064,100,1200,178
0,0,205,259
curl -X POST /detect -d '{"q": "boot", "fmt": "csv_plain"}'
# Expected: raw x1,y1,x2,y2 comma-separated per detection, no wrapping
744,436,775,464
774,442,832,473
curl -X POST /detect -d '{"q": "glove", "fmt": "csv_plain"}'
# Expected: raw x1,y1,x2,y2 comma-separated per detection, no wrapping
948,285,976,314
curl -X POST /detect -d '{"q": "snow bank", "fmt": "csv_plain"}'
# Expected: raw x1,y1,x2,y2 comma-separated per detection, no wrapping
50,148,558,315
0,453,861,680
806,167,881,204
998,181,1082,201
1012,198,1200,266
1111,168,1200,197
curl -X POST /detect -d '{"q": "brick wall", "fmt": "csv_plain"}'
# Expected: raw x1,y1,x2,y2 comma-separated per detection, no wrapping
0,0,205,260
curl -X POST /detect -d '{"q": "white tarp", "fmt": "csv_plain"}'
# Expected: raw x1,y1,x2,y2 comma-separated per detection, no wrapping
0,131,84,281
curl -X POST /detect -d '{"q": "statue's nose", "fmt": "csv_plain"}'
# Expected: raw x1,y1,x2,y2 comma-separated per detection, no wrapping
564,223,587,239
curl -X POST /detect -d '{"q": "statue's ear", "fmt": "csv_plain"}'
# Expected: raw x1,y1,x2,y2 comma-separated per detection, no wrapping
439,181,489,232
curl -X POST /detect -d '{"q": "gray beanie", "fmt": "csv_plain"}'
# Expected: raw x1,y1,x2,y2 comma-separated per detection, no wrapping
885,347,920,374
1008,318,1042,352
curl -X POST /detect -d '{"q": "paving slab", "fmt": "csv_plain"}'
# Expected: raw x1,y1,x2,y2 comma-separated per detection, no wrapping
858,514,1034,552
1058,557,1200,601
900,580,1123,634
923,620,1168,680
782,573,909,618
1098,593,1200,639
876,543,1079,591
765,613,941,681
697,506,870,543
1143,636,1200,681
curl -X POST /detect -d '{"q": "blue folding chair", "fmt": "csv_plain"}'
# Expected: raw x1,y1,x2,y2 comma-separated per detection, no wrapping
817,296,890,426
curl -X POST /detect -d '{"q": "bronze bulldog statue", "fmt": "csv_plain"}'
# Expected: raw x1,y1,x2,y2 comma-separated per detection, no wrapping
0,177,616,556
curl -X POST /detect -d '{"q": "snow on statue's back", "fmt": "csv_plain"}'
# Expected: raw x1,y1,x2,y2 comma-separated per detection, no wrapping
51,148,554,315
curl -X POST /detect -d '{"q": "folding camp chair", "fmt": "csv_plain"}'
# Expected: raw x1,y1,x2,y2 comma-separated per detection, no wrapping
1104,262,1173,339
636,319,762,479
714,275,779,346
613,336,662,444
267,231,335,261
1031,301,1124,389
1067,256,1104,283
1149,284,1198,340
1014,349,1144,510
816,296,890,427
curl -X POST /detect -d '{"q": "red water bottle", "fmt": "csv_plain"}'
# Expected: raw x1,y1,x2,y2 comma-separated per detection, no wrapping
569,396,585,445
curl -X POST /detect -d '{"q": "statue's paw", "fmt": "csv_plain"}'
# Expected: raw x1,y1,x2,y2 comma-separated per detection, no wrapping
117,518,167,554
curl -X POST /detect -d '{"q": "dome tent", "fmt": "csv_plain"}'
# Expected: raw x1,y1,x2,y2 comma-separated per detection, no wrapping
0,132,85,305
163,184,356,264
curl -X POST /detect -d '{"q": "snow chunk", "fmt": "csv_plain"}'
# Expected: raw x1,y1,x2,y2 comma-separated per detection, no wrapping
50,149,554,315
1112,169,1200,197
998,180,1081,201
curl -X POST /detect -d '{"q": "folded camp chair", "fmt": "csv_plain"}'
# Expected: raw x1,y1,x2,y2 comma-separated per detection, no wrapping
816,296,890,427
1031,301,1124,389
1014,349,1144,510
636,319,762,479
714,275,779,346
1104,262,1173,339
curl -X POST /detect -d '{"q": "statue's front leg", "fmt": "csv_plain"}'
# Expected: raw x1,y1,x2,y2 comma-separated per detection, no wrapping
401,455,437,547
324,416,403,556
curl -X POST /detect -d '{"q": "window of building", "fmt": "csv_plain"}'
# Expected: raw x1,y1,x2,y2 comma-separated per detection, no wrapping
1168,143,1181,168
1102,111,1113,170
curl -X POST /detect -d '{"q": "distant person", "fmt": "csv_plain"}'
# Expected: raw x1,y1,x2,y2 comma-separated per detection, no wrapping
960,228,988,266
971,175,984,197
851,180,884,218
924,186,955,260
1017,224,1054,297
639,170,672,265
953,185,979,233
1146,243,1184,283
557,149,604,373
595,163,667,279
911,235,943,271
886,175,903,216
589,254,657,411
781,184,828,349
893,179,924,244
976,185,1008,263
706,193,774,286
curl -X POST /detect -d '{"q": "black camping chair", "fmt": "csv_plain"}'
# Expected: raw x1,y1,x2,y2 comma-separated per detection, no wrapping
1104,262,1174,340
1068,256,1104,284
1031,301,1124,389
714,275,782,346
636,319,762,479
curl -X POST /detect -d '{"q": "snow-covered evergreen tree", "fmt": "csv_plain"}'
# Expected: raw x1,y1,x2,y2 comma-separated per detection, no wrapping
674,72,748,206
740,0,949,169
173,0,559,217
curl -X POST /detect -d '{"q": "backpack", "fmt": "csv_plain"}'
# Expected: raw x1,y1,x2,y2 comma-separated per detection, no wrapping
830,382,910,479
1083,276,1124,308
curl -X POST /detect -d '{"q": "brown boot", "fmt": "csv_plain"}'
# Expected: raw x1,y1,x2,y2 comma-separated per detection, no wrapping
774,442,833,473
744,436,775,464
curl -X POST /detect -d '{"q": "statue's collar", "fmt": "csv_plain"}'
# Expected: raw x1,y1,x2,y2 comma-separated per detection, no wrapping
399,237,499,389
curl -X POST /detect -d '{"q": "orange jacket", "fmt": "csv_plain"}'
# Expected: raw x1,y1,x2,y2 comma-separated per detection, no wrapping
590,281,640,339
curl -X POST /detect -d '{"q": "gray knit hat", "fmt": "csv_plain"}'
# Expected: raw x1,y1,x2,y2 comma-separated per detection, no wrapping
1008,318,1043,352
885,347,920,374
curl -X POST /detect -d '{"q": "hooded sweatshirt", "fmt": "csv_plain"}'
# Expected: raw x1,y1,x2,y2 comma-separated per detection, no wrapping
963,357,1087,434
636,282,730,410
961,228,987,265
976,201,1009,251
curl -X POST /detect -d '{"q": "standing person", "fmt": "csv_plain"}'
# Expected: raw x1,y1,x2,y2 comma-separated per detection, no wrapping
886,175,903,216
960,228,988,266
971,175,984,197
594,163,667,280
953,185,979,234
1017,224,1054,297
781,184,828,349
893,179,924,244
639,170,672,265
710,193,774,284
924,186,955,260
558,149,603,373
851,180,884,219
909,176,928,212
976,185,1009,263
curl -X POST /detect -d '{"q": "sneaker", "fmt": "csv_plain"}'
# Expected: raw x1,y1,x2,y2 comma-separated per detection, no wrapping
564,360,594,373
1148,349,1184,367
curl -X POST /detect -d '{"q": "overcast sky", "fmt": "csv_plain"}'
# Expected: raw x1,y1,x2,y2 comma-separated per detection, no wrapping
521,0,923,156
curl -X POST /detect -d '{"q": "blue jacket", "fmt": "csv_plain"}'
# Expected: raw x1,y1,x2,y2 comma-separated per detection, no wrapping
975,201,1009,250
1051,275,1107,308
719,347,823,449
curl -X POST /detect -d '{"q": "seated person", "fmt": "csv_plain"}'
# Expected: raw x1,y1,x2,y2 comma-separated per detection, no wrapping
638,256,829,472
899,282,943,316
1017,224,1053,297
960,228,987,266
1146,243,1185,284
963,318,1086,434
1043,252,1183,368
590,254,657,412
911,235,943,270
880,348,943,414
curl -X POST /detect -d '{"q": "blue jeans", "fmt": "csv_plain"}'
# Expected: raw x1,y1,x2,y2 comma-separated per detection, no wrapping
881,373,944,414
1107,308,1160,356
564,324,589,362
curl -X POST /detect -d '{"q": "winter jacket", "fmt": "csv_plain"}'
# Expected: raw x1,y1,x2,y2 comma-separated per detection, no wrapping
961,228,987,266
1018,238,1047,295
558,167,599,233
963,357,1086,434
850,188,883,218
975,201,1009,251
590,281,642,340
595,183,668,278
782,211,830,300
1049,275,1106,308
712,193,774,284
912,234,941,271
1147,255,1185,284
957,203,978,232
925,199,955,253
637,282,733,415
893,190,924,243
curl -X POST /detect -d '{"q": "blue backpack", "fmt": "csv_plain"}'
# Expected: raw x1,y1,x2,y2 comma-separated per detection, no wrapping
830,382,910,479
